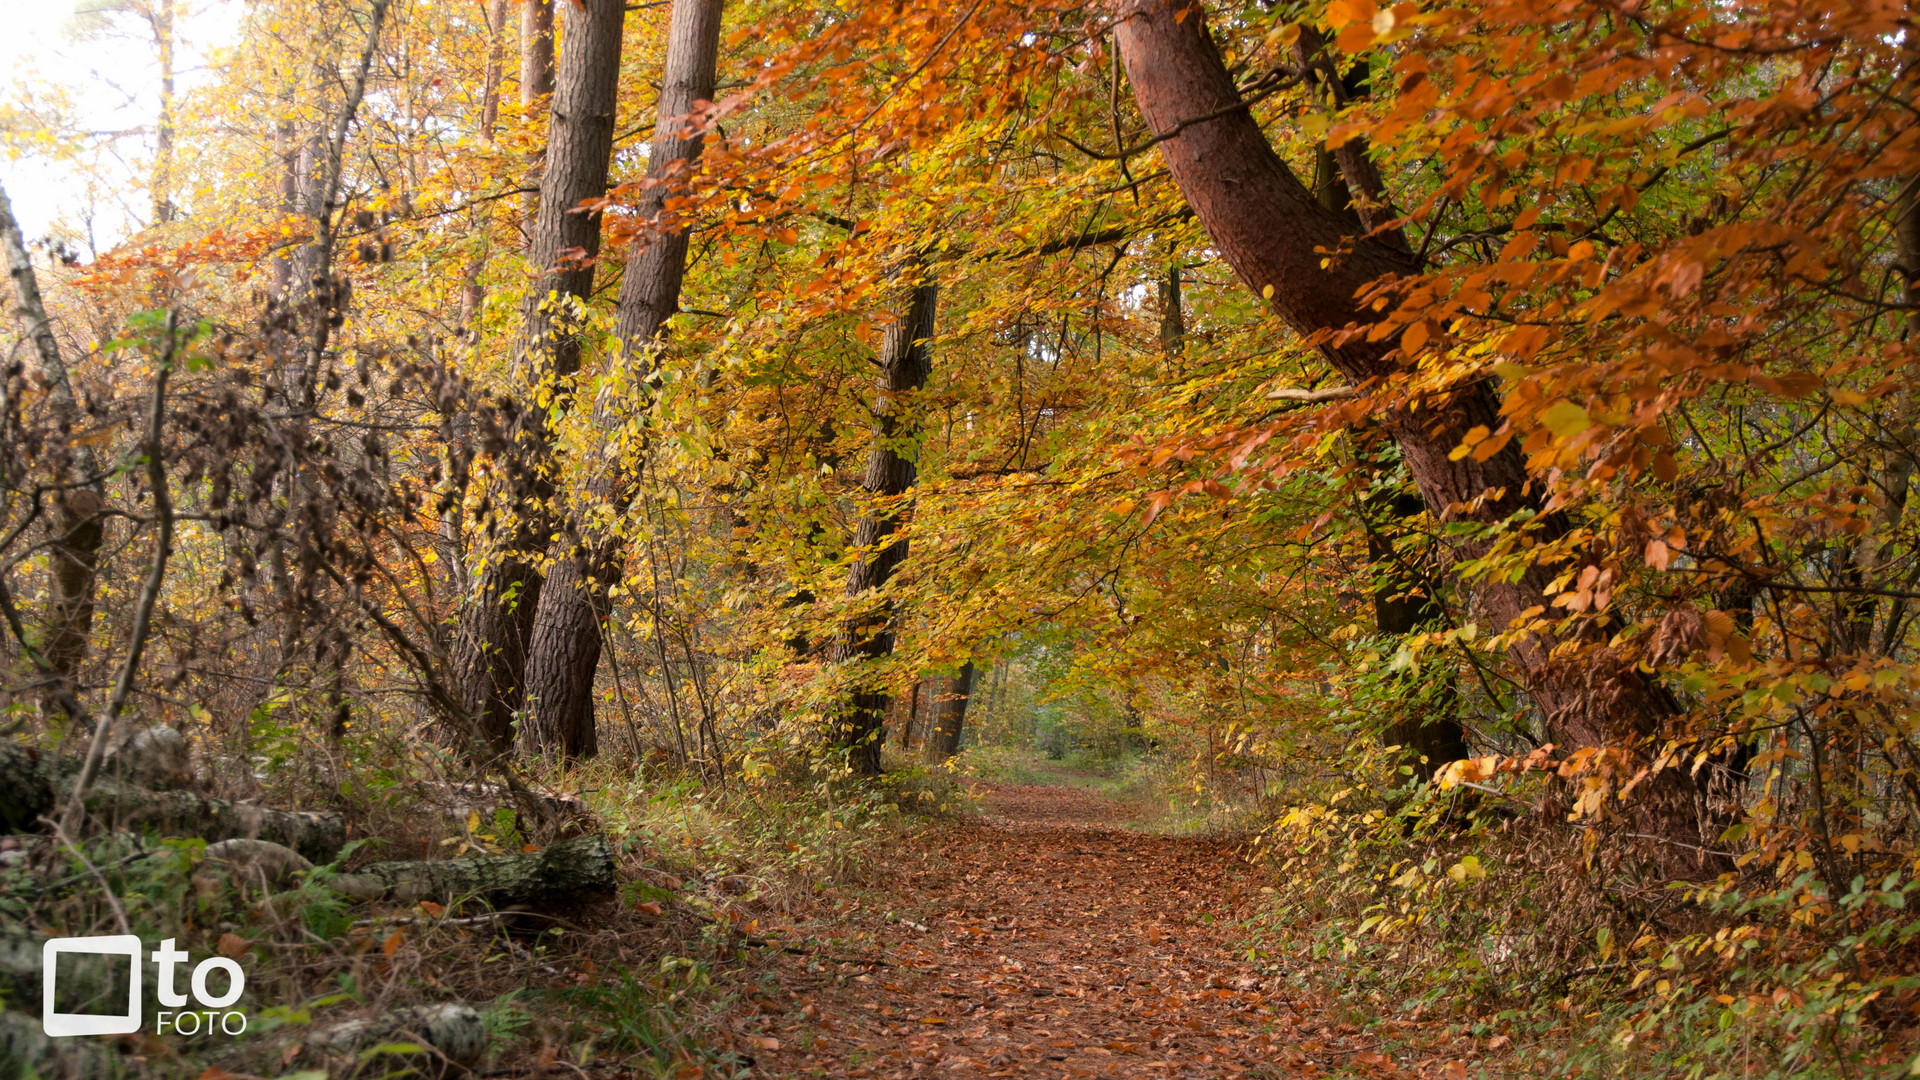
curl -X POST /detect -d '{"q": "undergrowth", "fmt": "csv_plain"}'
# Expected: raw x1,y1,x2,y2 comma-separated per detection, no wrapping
0,721,935,1079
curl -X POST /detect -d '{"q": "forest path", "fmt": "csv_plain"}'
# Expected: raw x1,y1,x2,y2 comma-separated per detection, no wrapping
732,778,1320,1078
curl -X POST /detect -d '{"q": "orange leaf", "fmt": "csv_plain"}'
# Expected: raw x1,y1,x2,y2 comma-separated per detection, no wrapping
1644,539,1671,571
216,932,252,959
382,929,403,957
418,900,446,918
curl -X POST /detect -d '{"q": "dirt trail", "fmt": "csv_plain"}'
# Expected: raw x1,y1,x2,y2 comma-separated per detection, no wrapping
733,780,1317,1078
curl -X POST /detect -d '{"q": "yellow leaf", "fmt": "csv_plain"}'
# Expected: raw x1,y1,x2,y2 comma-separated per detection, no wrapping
1539,401,1591,438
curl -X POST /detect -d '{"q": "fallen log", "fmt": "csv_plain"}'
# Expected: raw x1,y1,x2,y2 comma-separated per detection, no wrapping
328,834,616,905
76,778,346,864
306,1002,487,1076
199,837,315,889
0,740,345,862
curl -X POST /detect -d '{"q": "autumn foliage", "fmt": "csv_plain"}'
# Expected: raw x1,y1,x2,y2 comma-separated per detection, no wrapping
6,0,1920,1071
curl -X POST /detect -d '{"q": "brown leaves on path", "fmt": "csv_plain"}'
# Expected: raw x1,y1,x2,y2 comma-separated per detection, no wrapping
718,780,1405,1078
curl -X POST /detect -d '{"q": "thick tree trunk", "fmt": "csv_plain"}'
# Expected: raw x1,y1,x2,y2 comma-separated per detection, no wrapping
831,283,938,775
1112,0,1704,843
610,0,723,351
926,662,976,761
450,0,624,755
521,0,724,759
1,181,104,724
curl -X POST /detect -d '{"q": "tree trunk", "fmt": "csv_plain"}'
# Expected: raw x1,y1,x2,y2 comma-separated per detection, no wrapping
1158,252,1184,356
1112,0,1705,845
1,181,105,725
830,282,938,775
926,662,976,761
328,833,616,904
451,0,624,755
521,0,724,759
149,0,177,226
519,0,556,229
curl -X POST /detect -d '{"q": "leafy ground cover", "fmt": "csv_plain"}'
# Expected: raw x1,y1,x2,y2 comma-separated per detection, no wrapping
705,775,1509,1079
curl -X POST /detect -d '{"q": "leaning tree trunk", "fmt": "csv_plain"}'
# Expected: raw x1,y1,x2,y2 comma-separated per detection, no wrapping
450,0,624,755
520,0,725,759
830,282,939,776
1112,0,1707,848
926,662,976,761
1,181,104,725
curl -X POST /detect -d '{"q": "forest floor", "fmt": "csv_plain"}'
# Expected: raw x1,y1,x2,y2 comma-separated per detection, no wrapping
717,776,1412,1079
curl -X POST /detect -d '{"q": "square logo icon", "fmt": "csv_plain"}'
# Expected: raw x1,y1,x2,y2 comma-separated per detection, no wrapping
43,935,143,1037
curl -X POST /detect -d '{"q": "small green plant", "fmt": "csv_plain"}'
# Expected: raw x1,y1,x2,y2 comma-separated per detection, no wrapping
559,965,742,1077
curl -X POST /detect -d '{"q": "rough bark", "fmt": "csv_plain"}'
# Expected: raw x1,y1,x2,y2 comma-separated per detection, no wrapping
1112,0,1703,840
926,661,976,761
520,0,724,759
831,283,939,775
328,833,616,903
610,0,724,351
2,182,107,725
451,0,624,755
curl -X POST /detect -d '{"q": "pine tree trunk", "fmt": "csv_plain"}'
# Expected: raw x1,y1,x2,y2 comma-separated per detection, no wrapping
1112,0,1708,850
521,0,724,759
451,0,624,755
830,282,938,776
